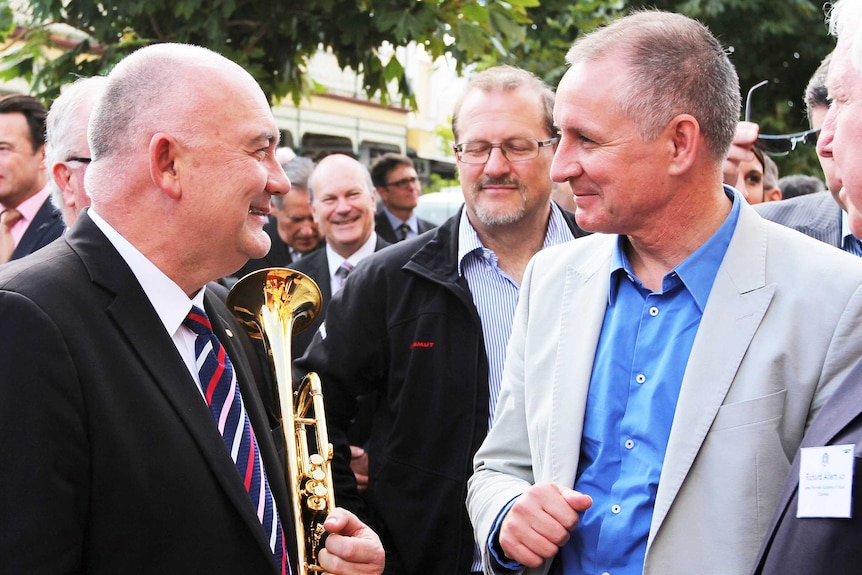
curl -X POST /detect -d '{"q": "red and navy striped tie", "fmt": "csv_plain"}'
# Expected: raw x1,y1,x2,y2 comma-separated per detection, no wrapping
184,306,290,574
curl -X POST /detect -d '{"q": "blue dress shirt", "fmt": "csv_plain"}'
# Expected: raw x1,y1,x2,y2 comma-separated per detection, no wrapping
489,189,741,574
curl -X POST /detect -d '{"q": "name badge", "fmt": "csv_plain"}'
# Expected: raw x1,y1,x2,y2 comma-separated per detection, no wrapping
797,444,855,518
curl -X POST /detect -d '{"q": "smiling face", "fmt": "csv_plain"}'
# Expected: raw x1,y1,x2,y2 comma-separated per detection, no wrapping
0,112,46,208
181,72,290,270
551,56,671,237
454,85,556,230
310,154,376,258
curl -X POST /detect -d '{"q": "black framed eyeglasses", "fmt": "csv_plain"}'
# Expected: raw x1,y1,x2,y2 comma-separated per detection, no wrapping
744,80,820,156
453,137,559,164
385,176,419,189
65,156,91,164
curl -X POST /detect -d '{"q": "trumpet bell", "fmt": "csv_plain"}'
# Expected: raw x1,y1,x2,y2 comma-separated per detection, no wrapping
227,267,334,575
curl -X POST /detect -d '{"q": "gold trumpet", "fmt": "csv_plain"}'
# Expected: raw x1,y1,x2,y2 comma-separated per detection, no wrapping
227,268,335,575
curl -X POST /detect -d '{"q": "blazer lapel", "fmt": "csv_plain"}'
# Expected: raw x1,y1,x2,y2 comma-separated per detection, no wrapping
650,203,776,540
549,236,614,484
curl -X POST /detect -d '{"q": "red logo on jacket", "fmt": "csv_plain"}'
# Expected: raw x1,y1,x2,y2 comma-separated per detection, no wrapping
410,341,435,349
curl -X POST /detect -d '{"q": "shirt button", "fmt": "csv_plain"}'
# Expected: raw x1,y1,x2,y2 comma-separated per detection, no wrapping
649,306,659,316
611,504,621,514
625,439,635,449
635,373,646,384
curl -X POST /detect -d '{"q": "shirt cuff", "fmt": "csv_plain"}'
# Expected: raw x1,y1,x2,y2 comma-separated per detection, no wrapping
487,496,524,572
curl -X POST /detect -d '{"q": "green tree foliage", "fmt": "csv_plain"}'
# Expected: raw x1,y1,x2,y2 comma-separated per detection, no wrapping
0,0,537,106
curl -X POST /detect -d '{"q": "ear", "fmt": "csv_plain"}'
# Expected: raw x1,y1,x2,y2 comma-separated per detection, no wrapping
765,187,783,202
148,132,182,200
52,163,76,207
665,114,699,176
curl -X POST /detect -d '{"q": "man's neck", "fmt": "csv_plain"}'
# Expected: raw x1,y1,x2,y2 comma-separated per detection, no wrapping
470,204,551,285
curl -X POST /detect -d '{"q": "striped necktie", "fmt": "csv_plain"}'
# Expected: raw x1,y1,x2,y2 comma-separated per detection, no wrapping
184,306,289,574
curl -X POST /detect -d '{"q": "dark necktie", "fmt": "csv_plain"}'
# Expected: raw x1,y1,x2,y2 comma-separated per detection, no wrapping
397,222,411,242
183,306,289,574
0,208,22,264
844,235,862,257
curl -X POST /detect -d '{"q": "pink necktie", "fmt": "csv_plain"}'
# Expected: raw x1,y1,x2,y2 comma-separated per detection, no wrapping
0,208,22,264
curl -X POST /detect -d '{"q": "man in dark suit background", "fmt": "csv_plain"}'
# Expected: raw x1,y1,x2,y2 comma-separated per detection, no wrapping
0,43,383,575
370,153,435,243
0,94,62,264
234,156,322,279
289,153,389,358
753,2,862,572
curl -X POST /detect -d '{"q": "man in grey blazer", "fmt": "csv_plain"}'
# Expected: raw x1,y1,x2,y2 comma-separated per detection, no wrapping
467,12,862,575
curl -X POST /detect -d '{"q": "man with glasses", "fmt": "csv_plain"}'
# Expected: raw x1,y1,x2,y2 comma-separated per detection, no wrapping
370,153,436,242
754,52,862,256
296,65,586,574
46,76,107,227
467,11,862,575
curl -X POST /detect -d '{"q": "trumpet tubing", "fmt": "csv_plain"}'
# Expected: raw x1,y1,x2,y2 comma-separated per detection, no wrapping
227,268,335,575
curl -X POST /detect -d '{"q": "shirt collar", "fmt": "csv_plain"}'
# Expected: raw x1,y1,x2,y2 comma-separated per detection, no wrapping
4,186,50,223
326,232,378,277
842,209,857,243
456,202,574,277
383,207,418,233
608,186,741,312
88,208,201,338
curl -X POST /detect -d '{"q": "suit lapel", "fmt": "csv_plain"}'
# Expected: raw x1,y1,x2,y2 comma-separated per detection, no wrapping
650,203,776,540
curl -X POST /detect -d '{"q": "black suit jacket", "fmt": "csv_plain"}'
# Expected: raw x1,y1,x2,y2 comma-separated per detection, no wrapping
0,212,295,574
288,235,391,358
374,210,436,244
753,359,862,575
10,194,64,260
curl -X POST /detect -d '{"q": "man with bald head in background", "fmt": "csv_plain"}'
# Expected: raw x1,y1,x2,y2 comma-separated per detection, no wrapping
0,43,383,574
288,153,388,357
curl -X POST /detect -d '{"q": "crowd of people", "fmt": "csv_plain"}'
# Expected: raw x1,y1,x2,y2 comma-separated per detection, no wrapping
1,3,861,575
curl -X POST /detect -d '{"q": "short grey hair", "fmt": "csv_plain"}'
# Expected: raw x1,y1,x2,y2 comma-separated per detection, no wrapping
46,76,107,213
827,0,862,72
451,65,555,142
565,10,739,162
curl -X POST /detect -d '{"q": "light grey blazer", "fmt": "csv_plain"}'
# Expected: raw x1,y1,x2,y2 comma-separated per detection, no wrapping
467,199,862,575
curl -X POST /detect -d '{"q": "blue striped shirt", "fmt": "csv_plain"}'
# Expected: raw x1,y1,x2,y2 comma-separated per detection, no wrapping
460,202,576,573
458,202,575,428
